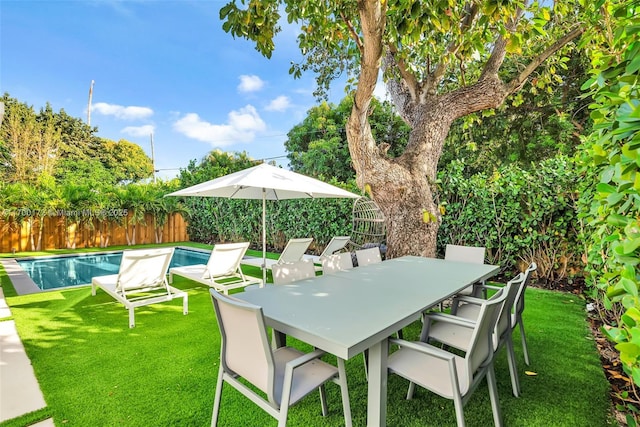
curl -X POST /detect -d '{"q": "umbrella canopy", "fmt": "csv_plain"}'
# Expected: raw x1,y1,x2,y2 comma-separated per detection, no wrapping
167,163,360,282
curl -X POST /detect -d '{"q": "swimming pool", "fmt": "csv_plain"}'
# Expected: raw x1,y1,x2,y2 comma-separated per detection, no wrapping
17,247,210,291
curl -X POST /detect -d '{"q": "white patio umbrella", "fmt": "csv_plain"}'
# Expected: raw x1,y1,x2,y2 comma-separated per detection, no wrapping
166,163,360,283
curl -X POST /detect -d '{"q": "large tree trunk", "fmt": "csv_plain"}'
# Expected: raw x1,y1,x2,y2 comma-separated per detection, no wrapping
348,101,454,259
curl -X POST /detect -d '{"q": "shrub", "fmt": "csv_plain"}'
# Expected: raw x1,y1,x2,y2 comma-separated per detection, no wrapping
438,155,582,282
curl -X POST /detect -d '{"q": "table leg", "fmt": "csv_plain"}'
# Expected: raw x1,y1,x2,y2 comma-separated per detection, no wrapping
271,330,286,348
367,338,388,426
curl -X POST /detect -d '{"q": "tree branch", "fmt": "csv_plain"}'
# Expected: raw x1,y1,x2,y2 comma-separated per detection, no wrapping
384,45,419,99
340,12,363,54
506,25,585,94
425,3,479,95
352,0,385,116
348,0,388,190
445,24,586,121
382,50,416,124
480,7,525,80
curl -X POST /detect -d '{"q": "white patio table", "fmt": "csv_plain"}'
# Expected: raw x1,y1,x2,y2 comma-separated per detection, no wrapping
238,255,500,426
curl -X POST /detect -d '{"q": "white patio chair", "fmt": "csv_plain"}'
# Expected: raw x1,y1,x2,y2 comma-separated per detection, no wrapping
91,247,188,328
449,262,537,366
321,252,354,275
445,244,486,297
241,237,313,271
272,259,316,285
387,288,508,427
209,289,352,427
513,262,537,365
423,272,526,397
168,242,263,294
303,236,351,271
355,247,382,267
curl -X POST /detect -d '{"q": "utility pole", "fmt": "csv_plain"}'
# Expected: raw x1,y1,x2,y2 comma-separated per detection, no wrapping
150,133,156,183
87,80,95,126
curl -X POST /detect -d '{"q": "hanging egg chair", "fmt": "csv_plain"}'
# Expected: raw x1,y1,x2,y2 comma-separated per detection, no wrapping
348,197,386,254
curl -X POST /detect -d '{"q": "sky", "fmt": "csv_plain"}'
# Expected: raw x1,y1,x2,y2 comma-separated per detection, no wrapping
1,0,382,180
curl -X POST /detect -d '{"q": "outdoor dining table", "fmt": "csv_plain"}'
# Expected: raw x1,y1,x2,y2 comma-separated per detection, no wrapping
238,255,500,426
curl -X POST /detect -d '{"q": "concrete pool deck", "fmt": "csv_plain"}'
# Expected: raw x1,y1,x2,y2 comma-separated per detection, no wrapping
0,286,53,425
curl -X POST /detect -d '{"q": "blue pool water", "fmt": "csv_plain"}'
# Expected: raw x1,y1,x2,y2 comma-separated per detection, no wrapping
17,247,210,291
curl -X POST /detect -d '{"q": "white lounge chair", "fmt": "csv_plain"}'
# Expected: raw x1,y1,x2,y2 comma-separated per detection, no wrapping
91,247,188,328
168,242,263,294
240,237,313,271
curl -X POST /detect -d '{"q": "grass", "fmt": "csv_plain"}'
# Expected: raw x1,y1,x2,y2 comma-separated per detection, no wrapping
0,244,614,426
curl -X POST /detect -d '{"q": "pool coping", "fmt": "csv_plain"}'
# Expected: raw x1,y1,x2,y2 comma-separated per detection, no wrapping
3,246,214,296
1,258,42,295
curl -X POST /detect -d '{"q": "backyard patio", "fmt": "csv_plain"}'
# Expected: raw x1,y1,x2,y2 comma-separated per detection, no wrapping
0,243,612,426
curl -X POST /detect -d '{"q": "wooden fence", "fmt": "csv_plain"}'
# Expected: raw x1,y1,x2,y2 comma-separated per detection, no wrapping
0,213,189,253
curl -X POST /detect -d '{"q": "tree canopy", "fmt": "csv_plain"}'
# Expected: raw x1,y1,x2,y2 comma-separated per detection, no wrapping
0,93,154,186
285,97,409,181
221,0,585,257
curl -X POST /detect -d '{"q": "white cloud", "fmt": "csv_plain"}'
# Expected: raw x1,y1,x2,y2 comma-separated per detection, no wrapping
237,75,265,93
121,124,155,137
173,105,266,146
265,95,291,112
92,102,153,120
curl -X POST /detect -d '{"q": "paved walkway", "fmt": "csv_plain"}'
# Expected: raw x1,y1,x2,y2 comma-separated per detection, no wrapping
0,286,54,426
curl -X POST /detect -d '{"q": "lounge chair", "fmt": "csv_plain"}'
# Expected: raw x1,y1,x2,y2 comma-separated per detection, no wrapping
240,237,313,271
91,247,188,328
168,242,263,294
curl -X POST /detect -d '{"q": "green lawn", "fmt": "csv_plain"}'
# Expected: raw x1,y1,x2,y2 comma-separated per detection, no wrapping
0,245,614,426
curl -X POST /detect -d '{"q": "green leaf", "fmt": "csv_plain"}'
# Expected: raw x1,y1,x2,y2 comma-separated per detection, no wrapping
621,277,639,297
607,192,625,205
597,182,616,193
608,213,630,227
623,237,640,255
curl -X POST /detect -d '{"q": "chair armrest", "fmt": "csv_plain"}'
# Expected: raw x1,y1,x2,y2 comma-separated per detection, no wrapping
280,348,330,407
452,295,487,306
285,349,327,370
424,312,476,329
389,338,455,362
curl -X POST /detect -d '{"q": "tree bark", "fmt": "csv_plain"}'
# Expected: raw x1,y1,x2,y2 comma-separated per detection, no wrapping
348,100,454,258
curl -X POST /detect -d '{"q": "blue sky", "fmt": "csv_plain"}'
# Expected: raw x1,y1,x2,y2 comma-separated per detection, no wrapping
1,0,374,179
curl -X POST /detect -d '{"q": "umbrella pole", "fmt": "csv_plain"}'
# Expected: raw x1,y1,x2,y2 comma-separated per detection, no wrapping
262,189,267,284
